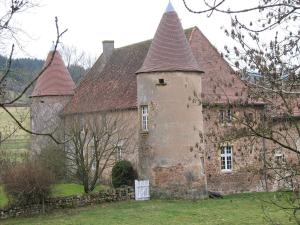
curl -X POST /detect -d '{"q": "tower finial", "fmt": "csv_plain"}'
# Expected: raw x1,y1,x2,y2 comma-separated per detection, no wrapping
165,0,175,12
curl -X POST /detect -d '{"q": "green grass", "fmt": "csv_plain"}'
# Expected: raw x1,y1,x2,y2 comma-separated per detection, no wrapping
0,186,8,208
1,192,298,225
0,183,108,207
0,106,30,152
52,183,108,197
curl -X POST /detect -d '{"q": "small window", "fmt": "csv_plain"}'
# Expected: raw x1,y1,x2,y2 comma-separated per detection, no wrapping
157,78,167,86
274,152,285,164
221,145,233,171
246,112,254,123
115,144,123,161
200,157,205,175
219,109,233,124
141,105,149,132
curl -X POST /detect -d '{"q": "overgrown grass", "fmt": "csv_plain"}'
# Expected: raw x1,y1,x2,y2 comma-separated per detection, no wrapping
2,192,298,225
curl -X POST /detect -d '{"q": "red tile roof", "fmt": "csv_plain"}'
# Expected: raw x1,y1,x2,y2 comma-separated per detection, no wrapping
63,40,151,115
63,27,253,115
136,10,202,74
31,51,75,97
189,27,246,104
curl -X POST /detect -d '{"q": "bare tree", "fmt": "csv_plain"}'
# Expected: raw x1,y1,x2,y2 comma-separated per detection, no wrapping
60,44,94,83
65,111,136,193
0,0,67,144
183,0,300,223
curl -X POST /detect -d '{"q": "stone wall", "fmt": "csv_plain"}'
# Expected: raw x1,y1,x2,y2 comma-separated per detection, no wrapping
203,106,266,194
0,187,134,220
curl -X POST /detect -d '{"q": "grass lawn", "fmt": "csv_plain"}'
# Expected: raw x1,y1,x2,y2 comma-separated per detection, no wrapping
52,183,108,197
1,192,297,225
0,183,108,208
0,186,8,208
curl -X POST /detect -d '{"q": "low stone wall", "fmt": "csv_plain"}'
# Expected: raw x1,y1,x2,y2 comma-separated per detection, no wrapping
0,187,134,220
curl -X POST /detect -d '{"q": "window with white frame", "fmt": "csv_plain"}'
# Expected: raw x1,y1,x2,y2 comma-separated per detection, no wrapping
221,145,233,171
141,105,149,131
219,108,233,124
116,145,122,161
115,141,124,161
274,149,285,164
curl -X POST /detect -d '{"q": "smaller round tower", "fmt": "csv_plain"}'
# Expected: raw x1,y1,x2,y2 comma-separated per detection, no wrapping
30,50,75,154
136,2,206,198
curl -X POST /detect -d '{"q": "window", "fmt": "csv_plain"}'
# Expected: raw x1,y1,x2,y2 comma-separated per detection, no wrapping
274,150,285,164
115,140,124,161
200,157,205,175
219,109,233,124
221,145,233,171
159,79,164,84
116,145,122,161
141,105,149,131
157,78,167,86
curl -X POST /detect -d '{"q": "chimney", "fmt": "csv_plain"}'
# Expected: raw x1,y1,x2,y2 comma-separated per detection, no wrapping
102,40,114,62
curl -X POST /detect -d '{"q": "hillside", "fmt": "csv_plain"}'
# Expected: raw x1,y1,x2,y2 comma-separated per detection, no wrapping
0,55,86,103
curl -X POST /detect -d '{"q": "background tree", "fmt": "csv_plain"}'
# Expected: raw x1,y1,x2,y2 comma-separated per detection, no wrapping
183,0,300,223
65,112,136,193
0,0,67,144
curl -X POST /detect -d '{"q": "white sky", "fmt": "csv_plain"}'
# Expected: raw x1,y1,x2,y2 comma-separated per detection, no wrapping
5,0,253,60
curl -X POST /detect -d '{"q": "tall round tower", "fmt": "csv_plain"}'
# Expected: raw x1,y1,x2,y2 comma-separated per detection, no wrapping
30,50,75,154
136,3,206,198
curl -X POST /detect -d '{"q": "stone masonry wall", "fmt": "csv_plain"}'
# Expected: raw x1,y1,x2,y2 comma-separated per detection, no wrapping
0,187,134,220
203,106,266,194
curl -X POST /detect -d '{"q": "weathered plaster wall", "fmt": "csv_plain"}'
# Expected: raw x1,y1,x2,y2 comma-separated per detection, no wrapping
137,72,207,198
31,95,71,154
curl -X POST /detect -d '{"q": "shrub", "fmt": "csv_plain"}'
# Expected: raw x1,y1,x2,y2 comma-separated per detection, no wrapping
112,160,136,188
2,162,55,205
37,144,67,181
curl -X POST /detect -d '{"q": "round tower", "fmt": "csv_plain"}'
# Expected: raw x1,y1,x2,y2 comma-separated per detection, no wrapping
30,50,75,154
136,3,206,198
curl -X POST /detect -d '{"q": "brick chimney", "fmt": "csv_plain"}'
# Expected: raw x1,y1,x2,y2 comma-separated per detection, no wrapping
102,40,114,62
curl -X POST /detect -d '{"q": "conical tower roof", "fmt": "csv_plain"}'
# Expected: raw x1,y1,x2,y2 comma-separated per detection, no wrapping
31,50,76,97
136,2,202,74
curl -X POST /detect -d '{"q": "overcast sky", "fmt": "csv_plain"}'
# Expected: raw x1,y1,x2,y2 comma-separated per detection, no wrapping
4,0,251,60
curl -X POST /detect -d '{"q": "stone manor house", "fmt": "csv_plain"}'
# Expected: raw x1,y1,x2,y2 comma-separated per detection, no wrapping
30,3,294,198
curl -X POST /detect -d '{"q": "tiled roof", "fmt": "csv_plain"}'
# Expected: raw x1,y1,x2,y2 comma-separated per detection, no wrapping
136,10,202,74
31,51,75,97
63,27,252,115
188,27,261,105
63,40,151,115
